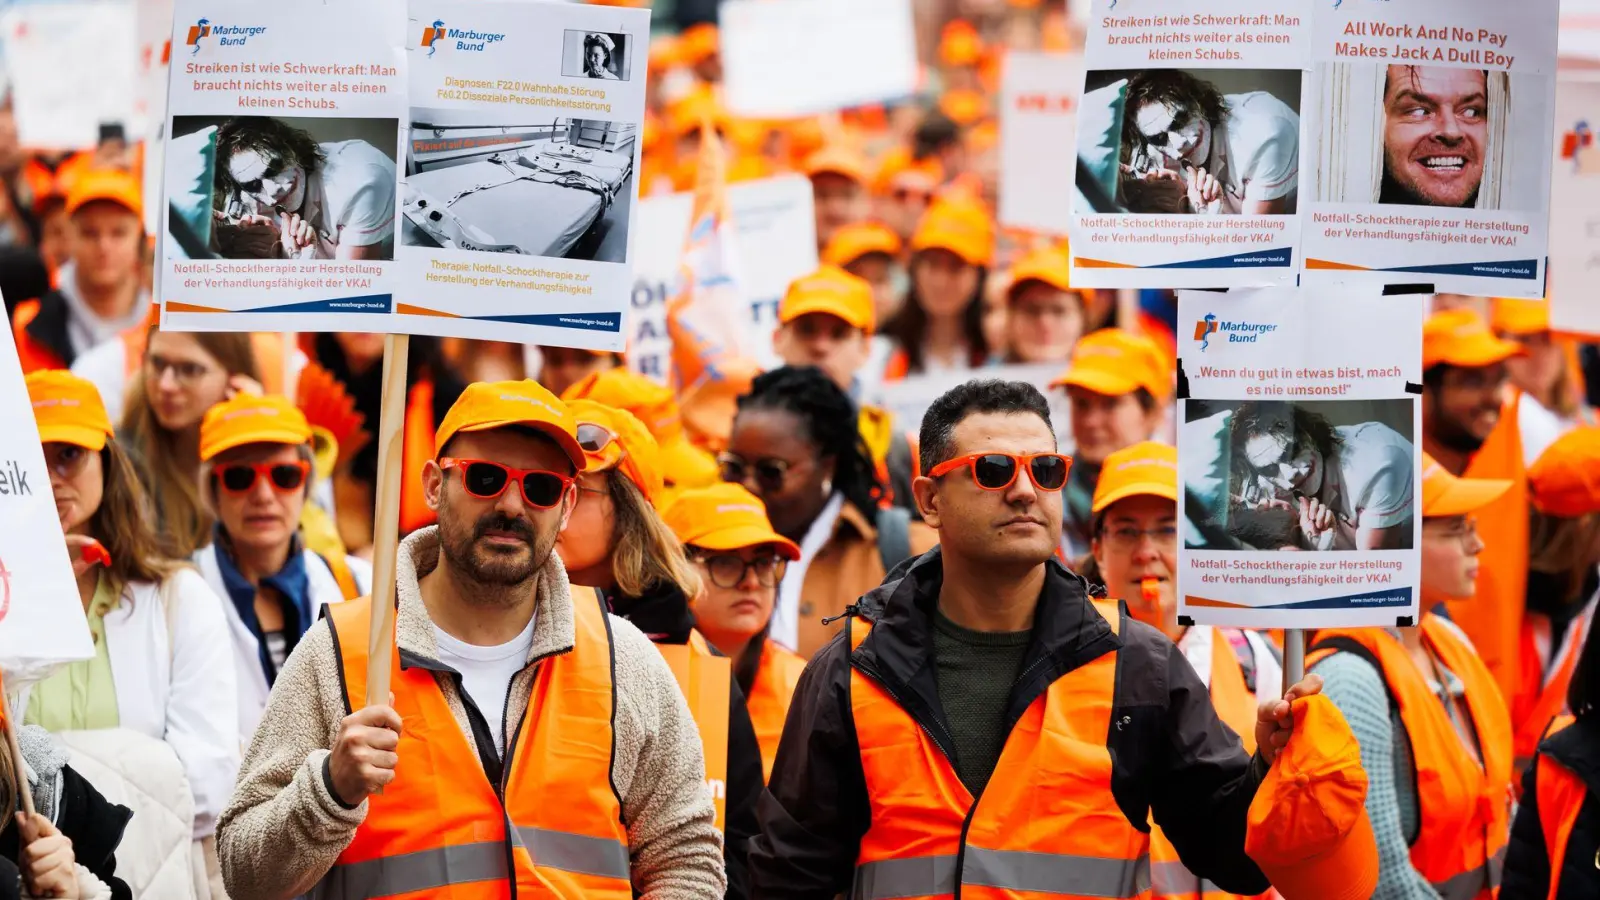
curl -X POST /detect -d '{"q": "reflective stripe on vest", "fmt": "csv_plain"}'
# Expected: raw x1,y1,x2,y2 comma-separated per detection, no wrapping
658,636,731,833
1535,717,1585,900
1309,616,1513,900
849,600,1153,900
320,594,630,900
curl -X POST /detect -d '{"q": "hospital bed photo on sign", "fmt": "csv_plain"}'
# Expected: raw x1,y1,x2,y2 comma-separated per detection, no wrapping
167,114,399,261
399,107,636,263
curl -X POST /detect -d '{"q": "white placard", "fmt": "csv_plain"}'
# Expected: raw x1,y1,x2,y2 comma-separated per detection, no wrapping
1070,0,1311,288
999,52,1082,235
1299,0,1559,298
1,1,138,149
393,0,650,350
159,0,408,334
139,0,174,237
874,361,1072,442
626,175,817,381
1548,75,1600,336
1558,0,1600,63
0,320,94,688
1177,288,1423,629
719,0,917,118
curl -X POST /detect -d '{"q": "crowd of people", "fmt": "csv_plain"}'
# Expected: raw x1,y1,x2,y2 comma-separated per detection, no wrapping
0,1,1595,899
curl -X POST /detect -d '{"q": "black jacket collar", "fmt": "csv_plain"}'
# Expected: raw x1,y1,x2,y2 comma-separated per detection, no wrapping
1544,716,1600,794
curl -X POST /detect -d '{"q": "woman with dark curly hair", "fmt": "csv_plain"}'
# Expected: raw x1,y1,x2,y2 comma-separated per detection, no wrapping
211,116,395,260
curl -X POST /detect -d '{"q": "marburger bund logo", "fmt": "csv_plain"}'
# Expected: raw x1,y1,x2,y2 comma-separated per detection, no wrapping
186,18,268,54
1193,313,1277,351
419,19,507,55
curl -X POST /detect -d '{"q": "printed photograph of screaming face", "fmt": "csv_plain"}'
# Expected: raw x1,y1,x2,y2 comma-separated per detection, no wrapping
1078,67,1302,215
399,108,637,263
1314,63,1546,211
1184,398,1416,553
168,115,400,261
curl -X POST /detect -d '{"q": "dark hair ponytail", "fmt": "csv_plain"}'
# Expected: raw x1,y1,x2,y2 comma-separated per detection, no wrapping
736,365,883,523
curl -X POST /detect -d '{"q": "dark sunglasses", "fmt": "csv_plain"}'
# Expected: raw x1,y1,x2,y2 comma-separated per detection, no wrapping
440,458,573,509
927,452,1071,492
718,454,793,493
217,460,310,495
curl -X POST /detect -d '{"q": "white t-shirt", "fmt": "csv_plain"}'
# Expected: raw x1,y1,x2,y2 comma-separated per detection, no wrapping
1211,91,1299,209
1518,393,1576,467
307,139,396,249
433,615,536,756
1325,422,1415,547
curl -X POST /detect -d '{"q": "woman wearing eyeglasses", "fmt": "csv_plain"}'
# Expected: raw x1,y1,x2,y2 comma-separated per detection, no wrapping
663,483,804,782
722,366,937,660
1307,454,1517,900
1077,442,1280,900
557,400,766,900
24,370,239,865
190,393,371,747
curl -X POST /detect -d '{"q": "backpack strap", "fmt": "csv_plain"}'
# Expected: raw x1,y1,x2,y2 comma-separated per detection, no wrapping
874,505,913,573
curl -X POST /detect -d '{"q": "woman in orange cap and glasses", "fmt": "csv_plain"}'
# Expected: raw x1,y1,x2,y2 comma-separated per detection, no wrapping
23,370,240,861
663,483,804,782
1492,297,1593,466
1308,455,1516,900
556,400,764,900
878,196,997,384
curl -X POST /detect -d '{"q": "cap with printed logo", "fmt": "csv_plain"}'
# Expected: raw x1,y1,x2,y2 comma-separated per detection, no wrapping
434,380,585,472
822,221,902,269
26,370,114,451
1420,452,1512,517
1528,427,1600,518
65,168,143,220
1245,694,1379,900
779,265,876,332
561,369,719,488
1008,245,1074,297
1052,329,1171,401
199,394,313,462
910,197,995,268
1490,297,1551,336
663,482,801,560
1091,441,1178,515
567,399,664,504
1422,308,1525,370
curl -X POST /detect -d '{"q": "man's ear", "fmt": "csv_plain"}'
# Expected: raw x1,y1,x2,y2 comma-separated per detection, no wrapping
558,482,578,531
423,460,445,511
912,475,942,529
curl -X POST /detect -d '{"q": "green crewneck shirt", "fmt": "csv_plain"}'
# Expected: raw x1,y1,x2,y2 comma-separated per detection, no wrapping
931,609,1032,798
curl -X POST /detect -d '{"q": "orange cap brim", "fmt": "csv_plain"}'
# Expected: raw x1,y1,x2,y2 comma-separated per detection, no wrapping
689,524,802,560
1053,367,1142,398
779,297,872,331
37,423,108,452
1428,335,1525,369
1426,476,1513,517
201,425,313,461
460,420,587,473
1255,808,1378,900
1092,481,1179,516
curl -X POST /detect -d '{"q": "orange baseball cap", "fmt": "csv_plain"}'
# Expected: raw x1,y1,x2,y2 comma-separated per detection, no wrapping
822,221,902,268
939,20,984,67
1422,308,1526,370
649,34,684,71
680,22,719,64
1245,694,1379,900
566,399,664,504
66,168,142,220
1490,297,1551,336
434,380,585,472
1052,329,1171,401
199,394,313,462
910,197,995,268
939,88,989,127
664,482,801,560
1528,427,1600,518
1091,442,1177,515
1008,245,1074,296
803,144,869,184
561,368,720,487
779,265,876,332
872,145,944,197
1420,453,1512,517
27,370,114,451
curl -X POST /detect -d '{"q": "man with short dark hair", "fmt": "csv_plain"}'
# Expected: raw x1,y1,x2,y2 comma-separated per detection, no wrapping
1381,66,1489,208
749,379,1327,898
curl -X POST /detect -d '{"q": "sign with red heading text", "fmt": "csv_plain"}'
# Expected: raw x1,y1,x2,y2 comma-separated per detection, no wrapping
1000,52,1081,235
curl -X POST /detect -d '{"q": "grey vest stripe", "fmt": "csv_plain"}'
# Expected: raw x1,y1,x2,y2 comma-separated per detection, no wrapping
963,848,1151,898
312,840,507,900
1431,843,1506,900
1149,859,1201,896
512,825,631,879
852,854,958,899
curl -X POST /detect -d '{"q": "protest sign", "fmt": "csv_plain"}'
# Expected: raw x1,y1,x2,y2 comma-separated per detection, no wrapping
138,0,174,237
1548,75,1600,336
1,1,138,150
719,0,918,118
395,0,650,349
1558,0,1600,64
625,174,815,381
1070,0,1310,288
873,361,1069,439
1177,288,1423,629
159,0,407,333
0,321,94,689
1300,0,1559,298
999,52,1081,236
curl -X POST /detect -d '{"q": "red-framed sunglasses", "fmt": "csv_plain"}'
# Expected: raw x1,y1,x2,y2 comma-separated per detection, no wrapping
216,460,311,495
927,452,1071,492
439,458,574,509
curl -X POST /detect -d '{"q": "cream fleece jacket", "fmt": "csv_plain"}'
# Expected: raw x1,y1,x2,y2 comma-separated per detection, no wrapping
216,527,726,900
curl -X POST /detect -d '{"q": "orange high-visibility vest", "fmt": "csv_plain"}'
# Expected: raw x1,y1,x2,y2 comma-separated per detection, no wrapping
1308,617,1514,900
1533,716,1586,900
1448,392,1529,700
320,596,632,899
1150,628,1272,900
1513,599,1596,771
746,639,807,782
849,599,1152,899
659,632,731,833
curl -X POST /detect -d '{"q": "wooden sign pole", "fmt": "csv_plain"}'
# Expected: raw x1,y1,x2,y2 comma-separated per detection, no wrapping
364,333,410,709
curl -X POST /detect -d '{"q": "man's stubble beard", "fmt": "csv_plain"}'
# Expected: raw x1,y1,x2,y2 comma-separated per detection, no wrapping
438,507,559,608
1428,410,1489,455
